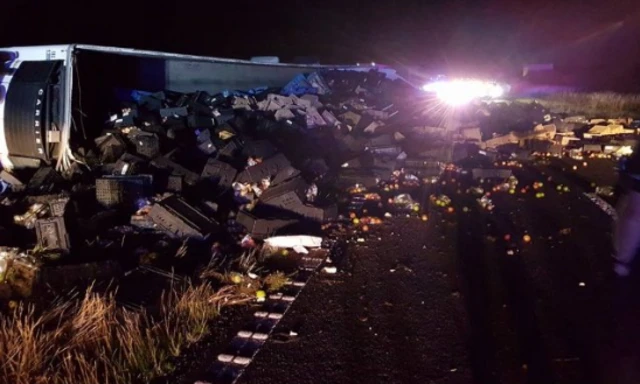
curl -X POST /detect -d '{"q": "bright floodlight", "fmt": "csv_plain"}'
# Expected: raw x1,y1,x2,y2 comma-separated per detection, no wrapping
422,79,506,106
436,80,478,106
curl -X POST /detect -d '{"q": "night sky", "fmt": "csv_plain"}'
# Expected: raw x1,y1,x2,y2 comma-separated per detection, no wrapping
1,0,638,88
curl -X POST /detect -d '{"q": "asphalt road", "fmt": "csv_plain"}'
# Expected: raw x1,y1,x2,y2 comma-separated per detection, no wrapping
240,213,472,384
236,157,640,384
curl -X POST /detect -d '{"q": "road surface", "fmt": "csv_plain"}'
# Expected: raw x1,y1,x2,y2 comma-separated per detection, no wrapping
236,159,640,384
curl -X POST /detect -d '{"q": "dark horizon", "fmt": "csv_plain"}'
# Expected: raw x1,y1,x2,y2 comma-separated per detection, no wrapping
1,0,638,90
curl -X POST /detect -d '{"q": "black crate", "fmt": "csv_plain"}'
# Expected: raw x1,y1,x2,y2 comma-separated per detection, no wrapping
113,153,145,175
242,140,277,159
297,204,338,222
301,158,329,176
151,157,200,186
139,92,165,110
235,210,297,239
365,134,394,147
148,195,217,240
339,134,366,152
236,153,293,184
197,139,217,155
175,93,190,108
27,167,61,195
35,217,70,252
166,175,183,193
368,145,402,156
131,132,160,159
470,168,513,180
96,175,152,208
207,93,227,108
259,177,308,208
201,158,237,189
214,109,235,125
95,135,127,163
403,158,441,168
191,90,214,105
188,115,216,129
159,106,189,118
195,129,218,155
111,114,136,128
189,102,215,116
217,140,241,159
272,165,301,185
49,198,69,217
256,118,280,133
140,124,166,136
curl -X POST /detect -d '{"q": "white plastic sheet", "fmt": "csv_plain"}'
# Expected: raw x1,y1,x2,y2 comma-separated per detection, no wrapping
264,235,323,249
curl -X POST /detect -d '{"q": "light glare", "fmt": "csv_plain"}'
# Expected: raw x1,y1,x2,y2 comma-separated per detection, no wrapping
422,78,506,105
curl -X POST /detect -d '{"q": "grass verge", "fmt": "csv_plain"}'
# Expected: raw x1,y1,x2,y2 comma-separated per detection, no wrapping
528,92,640,118
0,282,252,384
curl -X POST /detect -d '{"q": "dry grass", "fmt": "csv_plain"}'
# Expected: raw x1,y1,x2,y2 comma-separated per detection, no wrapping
236,249,259,272
532,92,640,118
0,281,252,384
263,272,288,292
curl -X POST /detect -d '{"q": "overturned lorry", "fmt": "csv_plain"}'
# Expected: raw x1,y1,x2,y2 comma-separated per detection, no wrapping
0,44,409,172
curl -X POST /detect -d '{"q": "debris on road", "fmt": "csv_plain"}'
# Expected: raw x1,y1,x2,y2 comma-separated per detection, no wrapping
323,266,338,274
595,186,614,197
